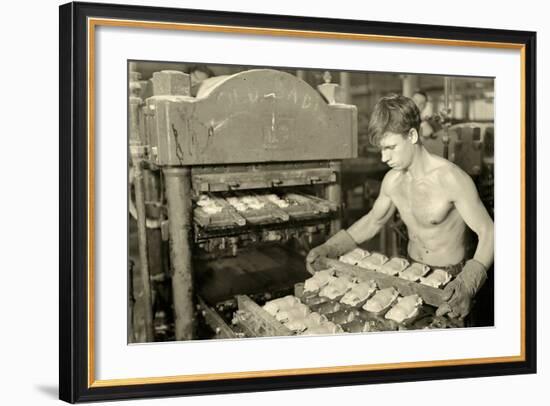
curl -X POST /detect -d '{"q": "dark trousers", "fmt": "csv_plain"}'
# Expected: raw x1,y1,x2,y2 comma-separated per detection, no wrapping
467,266,494,327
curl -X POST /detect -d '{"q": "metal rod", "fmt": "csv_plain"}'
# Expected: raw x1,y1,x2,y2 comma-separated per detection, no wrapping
339,72,351,104
444,76,450,114
390,222,398,257
144,169,164,283
443,77,452,160
325,161,342,235
451,78,456,119
129,65,155,342
127,259,135,343
163,167,194,341
380,224,387,253
134,161,155,342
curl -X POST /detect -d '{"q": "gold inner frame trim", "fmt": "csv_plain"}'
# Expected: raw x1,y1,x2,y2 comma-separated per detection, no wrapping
87,17,527,388
91,18,525,49
91,355,524,387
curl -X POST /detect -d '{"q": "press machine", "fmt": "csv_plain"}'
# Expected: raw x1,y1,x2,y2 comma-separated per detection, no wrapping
129,68,357,341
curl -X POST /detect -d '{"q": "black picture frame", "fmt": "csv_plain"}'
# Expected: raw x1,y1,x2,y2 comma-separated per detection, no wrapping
59,1,537,403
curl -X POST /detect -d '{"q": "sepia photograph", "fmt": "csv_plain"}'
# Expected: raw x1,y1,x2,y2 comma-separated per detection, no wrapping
127,61,495,343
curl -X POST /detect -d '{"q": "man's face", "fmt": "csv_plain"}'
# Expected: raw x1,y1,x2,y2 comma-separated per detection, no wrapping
379,131,415,170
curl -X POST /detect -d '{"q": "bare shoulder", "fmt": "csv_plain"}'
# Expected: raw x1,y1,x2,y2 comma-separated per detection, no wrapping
434,158,471,184
380,169,403,194
432,158,477,197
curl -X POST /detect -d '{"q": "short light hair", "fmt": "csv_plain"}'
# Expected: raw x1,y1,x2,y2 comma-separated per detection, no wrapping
368,94,421,147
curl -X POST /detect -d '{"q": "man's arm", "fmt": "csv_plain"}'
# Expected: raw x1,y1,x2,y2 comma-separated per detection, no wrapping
347,173,397,245
436,166,494,319
305,172,397,274
445,166,494,268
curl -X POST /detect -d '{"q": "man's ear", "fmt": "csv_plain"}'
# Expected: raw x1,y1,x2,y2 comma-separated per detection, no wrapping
408,128,419,144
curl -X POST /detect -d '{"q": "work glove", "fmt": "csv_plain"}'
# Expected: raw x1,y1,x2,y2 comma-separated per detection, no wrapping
305,230,357,274
436,259,488,320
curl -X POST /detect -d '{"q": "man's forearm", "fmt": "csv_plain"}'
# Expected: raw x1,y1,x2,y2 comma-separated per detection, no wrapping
346,189,394,245
472,226,494,269
347,213,384,245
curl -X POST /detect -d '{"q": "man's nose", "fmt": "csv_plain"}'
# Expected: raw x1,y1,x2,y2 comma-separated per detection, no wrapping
381,150,389,162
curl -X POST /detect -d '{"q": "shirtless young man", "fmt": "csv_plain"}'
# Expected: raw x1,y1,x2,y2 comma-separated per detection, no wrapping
306,95,494,319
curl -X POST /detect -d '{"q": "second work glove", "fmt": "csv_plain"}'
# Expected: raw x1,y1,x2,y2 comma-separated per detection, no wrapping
305,230,357,274
436,259,488,319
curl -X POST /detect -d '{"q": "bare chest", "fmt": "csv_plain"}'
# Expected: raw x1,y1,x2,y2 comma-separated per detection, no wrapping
392,177,454,226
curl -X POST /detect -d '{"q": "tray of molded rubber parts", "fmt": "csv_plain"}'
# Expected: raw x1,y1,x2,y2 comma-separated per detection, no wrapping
231,268,450,338
261,192,338,221
193,192,337,231
295,268,440,333
318,248,456,308
193,192,289,230
193,193,248,229
224,192,291,225
233,292,348,337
